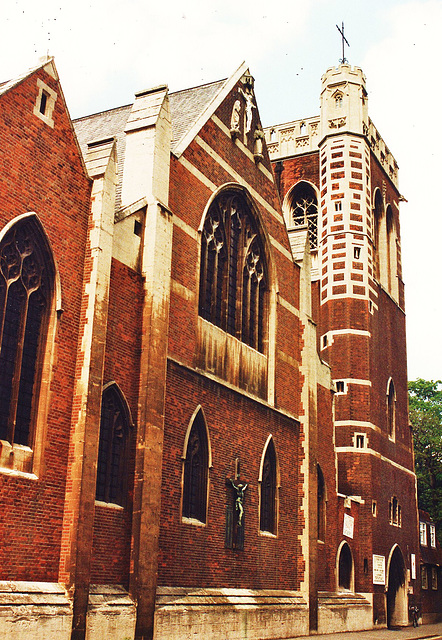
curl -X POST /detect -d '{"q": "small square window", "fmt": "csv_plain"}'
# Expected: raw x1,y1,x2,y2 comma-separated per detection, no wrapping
34,79,57,128
134,219,142,237
355,433,366,449
335,380,346,394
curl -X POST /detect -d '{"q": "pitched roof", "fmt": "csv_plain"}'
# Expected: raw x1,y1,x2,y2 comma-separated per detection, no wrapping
0,58,58,98
73,78,227,212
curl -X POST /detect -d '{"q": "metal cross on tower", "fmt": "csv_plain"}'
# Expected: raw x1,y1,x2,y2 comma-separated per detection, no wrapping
336,22,350,64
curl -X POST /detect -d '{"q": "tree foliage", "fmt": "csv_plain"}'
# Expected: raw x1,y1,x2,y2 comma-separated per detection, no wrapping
408,378,442,541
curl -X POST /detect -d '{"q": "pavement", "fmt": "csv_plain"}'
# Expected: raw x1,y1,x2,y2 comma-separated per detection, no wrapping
285,622,442,640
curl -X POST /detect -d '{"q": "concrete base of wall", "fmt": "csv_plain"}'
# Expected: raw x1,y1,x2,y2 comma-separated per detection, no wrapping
0,581,72,640
85,585,136,640
154,587,308,640
318,591,372,634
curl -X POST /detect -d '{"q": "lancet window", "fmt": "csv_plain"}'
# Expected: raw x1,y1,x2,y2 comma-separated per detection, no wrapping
182,409,209,523
260,438,277,534
289,182,318,250
0,218,54,447
317,464,326,541
96,384,132,506
387,378,396,438
199,191,267,352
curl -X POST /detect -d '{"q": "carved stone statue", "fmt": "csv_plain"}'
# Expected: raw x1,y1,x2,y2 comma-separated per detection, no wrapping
230,99,241,137
253,126,264,162
239,86,255,135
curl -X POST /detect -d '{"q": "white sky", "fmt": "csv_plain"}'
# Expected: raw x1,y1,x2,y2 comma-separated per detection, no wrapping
2,0,441,382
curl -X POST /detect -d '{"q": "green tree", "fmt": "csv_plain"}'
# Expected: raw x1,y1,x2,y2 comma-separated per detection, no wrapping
408,378,442,541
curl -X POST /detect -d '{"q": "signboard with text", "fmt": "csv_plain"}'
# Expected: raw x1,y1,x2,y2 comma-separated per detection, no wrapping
373,554,385,585
343,513,354,539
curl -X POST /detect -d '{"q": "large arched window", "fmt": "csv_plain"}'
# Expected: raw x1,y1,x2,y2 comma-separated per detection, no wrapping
199,190,267,352
387,378,396,439
96,383,132,507
0,216,54,448
182,408,209,523
338,541,353,591
289,182,318,250
259,437,278,534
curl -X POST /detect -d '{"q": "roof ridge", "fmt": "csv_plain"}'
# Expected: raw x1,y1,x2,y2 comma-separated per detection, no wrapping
73,102,132,123
169,77,227,97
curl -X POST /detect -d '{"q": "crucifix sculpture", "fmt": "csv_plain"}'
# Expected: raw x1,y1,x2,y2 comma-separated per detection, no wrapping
225,458,249,550
336,22,350,64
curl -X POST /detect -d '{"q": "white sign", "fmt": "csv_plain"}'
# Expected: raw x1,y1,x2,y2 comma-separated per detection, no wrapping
373,554,386,585
411,553,416,580
343,513,354,539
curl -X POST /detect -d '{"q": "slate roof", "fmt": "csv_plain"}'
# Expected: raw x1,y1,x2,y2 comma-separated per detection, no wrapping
73,78,227,212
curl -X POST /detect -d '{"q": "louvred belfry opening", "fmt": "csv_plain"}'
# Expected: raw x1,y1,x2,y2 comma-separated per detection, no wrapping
199,190,267,352
0,219,53,447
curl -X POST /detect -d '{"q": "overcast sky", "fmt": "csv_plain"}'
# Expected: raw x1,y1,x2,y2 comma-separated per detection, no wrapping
2,0,441,382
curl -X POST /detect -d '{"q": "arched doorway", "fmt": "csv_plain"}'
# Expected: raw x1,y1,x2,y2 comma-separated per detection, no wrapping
337,541,354,591
386,545,407,628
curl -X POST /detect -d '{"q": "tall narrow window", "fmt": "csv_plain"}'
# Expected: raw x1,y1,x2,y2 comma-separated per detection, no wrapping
373,189,384,283
199,190,268,352
289,182,318,250
387,378,395,438
96,384,132,507
182,409,209,523
0,218,54,448
317,464,326,541
260,437,277,534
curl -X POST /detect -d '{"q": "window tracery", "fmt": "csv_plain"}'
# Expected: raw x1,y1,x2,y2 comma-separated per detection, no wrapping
0,219,53,448
199,191,267,352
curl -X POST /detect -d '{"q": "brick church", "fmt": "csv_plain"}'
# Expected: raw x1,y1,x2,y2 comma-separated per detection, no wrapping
0,56,422,639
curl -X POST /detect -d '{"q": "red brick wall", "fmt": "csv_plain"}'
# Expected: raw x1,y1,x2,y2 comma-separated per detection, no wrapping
158,360,304,590
0,65,91,580
90,258,143,584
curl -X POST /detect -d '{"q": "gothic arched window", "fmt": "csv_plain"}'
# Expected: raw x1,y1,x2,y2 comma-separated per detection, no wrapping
182,409,209,523
290,182,318,250
96,384,132,507
199,190,267,353
387,378,396,438
0,217,54,447
260,437,277,534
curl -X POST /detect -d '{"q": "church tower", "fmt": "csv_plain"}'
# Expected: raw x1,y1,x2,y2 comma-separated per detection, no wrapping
265,62,419,631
